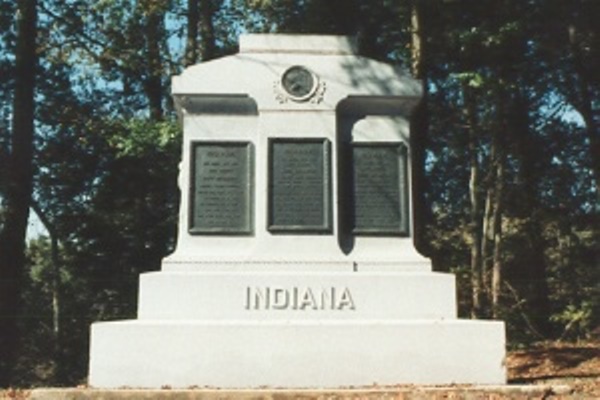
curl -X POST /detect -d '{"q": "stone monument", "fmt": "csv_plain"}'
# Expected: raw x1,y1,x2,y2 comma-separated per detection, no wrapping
88,34,506,388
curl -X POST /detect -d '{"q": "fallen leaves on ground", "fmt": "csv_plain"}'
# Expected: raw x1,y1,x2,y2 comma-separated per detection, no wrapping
508,339,600,398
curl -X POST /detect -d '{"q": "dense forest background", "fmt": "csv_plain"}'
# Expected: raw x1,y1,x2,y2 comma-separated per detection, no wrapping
0,0,598,387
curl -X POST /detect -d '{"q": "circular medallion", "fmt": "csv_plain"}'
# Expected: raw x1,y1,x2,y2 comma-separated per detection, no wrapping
281,66,318,101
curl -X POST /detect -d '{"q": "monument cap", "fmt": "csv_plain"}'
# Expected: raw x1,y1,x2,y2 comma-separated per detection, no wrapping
239,34,358,55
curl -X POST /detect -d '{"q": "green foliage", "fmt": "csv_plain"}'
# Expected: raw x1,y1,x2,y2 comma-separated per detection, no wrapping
453,72,485,89
551,302,595,341
17,117,181,386
105,119,180,157
545,217,600,341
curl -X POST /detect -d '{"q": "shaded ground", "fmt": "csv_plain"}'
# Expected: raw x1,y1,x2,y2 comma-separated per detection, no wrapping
1,340,599,399
507,340,600,398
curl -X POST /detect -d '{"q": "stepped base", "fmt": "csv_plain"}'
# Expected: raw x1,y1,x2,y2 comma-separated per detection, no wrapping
89,320,506,388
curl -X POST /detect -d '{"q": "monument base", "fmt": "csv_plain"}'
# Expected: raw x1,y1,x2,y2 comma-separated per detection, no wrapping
89,319,505,388
136,271,458,320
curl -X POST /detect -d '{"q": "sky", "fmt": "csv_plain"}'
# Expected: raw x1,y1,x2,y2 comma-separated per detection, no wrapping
26,208,48,240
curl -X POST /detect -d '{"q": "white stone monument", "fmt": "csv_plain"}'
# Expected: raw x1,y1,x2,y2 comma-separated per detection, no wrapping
88,34,506,388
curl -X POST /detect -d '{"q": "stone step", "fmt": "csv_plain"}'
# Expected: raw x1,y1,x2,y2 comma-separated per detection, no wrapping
137,271,457,320
89,319,506,388
29,385,575,400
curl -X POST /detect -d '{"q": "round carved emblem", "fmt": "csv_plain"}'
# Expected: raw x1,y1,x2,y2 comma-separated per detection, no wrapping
280,66,318,101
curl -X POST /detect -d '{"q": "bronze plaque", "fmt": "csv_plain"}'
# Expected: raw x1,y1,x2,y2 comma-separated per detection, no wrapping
268,139,331,233
352,143,408,235
189,142,253,234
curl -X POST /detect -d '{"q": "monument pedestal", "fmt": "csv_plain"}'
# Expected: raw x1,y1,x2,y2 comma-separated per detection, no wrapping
89,269,506,388
88,34,506,388
90,319,504,388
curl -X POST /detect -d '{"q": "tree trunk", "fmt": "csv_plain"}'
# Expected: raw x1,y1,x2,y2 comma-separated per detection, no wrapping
185,0,200,67
50,233,64,381
31,201,64,383
513,93,551,336
491,150,505,319
410,0,431,257
143,2,165,121
199,0,216,61
410,1,424,78
0,0,37,385
482,86,510,318
523,218,551,336
488,87,507,318
464,84,483,318
480,145,496,301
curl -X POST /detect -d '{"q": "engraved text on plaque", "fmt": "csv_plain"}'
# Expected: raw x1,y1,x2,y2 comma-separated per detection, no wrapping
268,139,331,233
190,142,253,234
352,143,408,235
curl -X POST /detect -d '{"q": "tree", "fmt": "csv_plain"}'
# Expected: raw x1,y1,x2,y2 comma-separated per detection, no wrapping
0,0,38,385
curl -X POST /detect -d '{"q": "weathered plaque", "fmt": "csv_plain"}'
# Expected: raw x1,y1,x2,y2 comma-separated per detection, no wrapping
352,143,408,235
189,142,253,234
268,139,331,233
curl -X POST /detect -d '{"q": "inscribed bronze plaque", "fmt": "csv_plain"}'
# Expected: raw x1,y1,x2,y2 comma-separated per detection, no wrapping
268,139,331,233
189,142,253,234
352,143,408,235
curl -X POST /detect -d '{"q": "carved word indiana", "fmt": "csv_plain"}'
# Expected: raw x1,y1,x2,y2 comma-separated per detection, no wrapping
245,286,356,311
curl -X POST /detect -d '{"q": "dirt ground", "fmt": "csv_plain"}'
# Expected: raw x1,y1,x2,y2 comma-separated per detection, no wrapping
1,340,599,399
506,340,600,398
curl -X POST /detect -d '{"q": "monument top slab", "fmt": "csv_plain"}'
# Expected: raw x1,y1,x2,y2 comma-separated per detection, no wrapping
172,34,422,113
239,34,357,55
